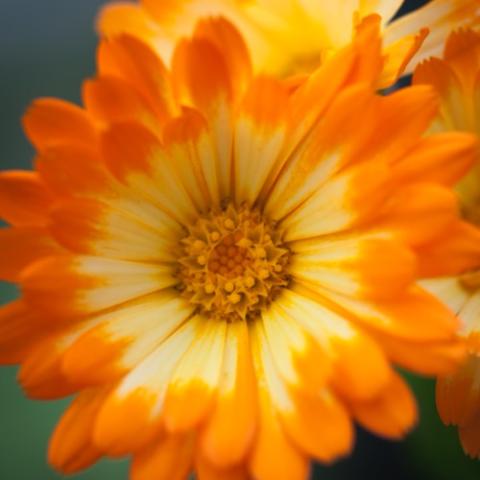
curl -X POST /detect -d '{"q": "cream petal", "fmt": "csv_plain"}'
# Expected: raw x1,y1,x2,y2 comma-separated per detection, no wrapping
94,316,202,456
62,290,194,384
162,319,227,432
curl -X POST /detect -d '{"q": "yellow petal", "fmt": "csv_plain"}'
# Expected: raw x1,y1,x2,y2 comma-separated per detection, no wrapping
200,320,257,468
93,316,201,456
163,318,227,432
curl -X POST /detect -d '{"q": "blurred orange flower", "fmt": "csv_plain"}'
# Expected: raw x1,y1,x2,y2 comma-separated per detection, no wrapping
98,0,480,86
414,28,480,458
0,15,478,480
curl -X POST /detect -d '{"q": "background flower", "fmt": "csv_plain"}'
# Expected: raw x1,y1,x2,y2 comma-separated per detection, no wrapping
98,0,479,85
413,28,480,457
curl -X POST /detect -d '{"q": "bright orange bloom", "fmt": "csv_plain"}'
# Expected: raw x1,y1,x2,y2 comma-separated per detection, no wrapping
98,0,480,86
413,29,480,457
0,17,478,480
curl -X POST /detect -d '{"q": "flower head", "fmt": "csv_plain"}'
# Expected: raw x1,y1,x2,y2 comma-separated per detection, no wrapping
0,16,478,480
98,0,480,86
414,28,480,457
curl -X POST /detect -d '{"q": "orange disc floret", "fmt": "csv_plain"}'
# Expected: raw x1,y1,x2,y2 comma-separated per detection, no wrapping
0,15,479,480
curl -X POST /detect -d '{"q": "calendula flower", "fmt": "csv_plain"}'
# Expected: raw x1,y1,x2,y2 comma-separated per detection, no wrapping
98,0,480,86
0,16,477,480
413,28,480,457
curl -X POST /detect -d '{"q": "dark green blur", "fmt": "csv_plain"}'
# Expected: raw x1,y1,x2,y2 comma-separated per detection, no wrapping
0,0,479,478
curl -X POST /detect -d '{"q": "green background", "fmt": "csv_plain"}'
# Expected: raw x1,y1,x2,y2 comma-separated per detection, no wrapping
0,0,479,478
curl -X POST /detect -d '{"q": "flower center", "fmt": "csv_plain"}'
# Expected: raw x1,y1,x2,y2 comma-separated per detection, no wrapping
177,204,291,321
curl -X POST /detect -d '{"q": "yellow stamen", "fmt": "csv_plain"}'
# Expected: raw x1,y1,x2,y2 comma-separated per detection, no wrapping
177,203,290,321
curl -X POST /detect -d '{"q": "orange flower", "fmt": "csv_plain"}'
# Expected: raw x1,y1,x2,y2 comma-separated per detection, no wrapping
0,17,478,480
413,29,480,457
98,0,480,86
